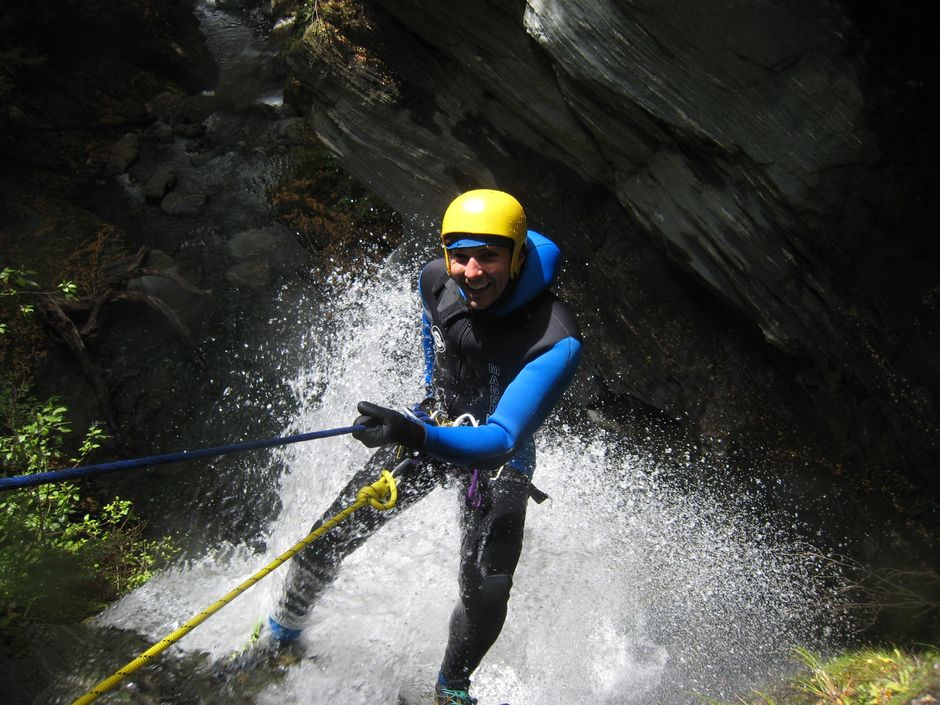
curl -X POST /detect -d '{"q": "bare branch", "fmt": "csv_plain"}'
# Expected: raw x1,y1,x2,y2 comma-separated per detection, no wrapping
110,291,207,370
36,294,117,430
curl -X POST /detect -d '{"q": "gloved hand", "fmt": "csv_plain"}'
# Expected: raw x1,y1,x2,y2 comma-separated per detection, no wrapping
352,401,426,449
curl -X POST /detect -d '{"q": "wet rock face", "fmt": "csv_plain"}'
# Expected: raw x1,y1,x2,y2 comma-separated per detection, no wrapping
282,0,938,495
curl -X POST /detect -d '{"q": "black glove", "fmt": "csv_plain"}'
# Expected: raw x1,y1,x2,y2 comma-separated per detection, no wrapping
352,401,426,449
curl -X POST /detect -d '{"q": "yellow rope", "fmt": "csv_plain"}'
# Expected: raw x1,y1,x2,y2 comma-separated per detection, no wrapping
71,470,398,705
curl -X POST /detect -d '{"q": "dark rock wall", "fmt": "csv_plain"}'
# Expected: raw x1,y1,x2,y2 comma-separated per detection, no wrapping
281,0,939,508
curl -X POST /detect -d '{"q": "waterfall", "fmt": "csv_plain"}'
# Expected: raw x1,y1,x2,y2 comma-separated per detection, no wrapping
39,261,846,705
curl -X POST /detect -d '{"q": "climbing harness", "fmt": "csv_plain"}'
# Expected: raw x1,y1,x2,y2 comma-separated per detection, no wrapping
449,414,487,509
437,412,549,507
69,461,404,705
0,424,365,492
430,413,515,509
412,411,513,509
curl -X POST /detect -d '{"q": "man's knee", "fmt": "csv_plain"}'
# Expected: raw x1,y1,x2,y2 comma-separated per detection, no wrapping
464,573,513,613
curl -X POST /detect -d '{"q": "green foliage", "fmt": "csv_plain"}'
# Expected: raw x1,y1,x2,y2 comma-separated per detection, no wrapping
0,266,40,292
701,645,940,705
1,265,77,306
57,280,78,299
0,272,49,385
792,645,939,705
0,390,177,627
1,266,40,320
1,258,177,627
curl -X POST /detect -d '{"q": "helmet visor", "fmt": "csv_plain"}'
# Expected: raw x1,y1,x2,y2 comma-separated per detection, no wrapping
444,234,513,250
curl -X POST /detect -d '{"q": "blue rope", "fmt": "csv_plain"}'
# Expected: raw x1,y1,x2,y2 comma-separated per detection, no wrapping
0,424,366,492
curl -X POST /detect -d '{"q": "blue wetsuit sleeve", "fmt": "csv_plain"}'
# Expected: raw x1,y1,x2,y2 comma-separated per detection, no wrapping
421,336,582,465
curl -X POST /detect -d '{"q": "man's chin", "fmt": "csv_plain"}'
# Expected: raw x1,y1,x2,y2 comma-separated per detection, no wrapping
466,294,495,310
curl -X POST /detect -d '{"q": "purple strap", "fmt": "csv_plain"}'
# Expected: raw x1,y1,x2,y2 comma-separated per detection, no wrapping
466,468,483,509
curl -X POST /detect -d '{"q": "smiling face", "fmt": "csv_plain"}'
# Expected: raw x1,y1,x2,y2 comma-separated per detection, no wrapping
447,244,522,310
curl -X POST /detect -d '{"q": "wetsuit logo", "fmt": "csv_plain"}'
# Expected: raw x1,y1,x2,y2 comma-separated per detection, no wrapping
431,325,446,354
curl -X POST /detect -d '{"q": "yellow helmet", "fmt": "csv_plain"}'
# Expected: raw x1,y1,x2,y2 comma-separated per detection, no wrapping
441,189,527,278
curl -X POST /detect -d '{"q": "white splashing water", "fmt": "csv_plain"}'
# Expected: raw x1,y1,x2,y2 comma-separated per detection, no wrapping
93,262,843,705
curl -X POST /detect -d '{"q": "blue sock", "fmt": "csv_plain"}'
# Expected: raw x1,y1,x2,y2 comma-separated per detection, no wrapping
267,616,303,642
437,672,470,690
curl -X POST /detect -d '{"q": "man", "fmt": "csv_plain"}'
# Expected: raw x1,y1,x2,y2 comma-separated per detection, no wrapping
255,189,582,705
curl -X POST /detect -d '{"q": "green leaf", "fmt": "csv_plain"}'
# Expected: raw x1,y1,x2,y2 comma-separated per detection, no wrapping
57,280,79,299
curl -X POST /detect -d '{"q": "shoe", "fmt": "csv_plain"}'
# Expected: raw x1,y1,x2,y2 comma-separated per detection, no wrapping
433,682,477,705
226,616,304,672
